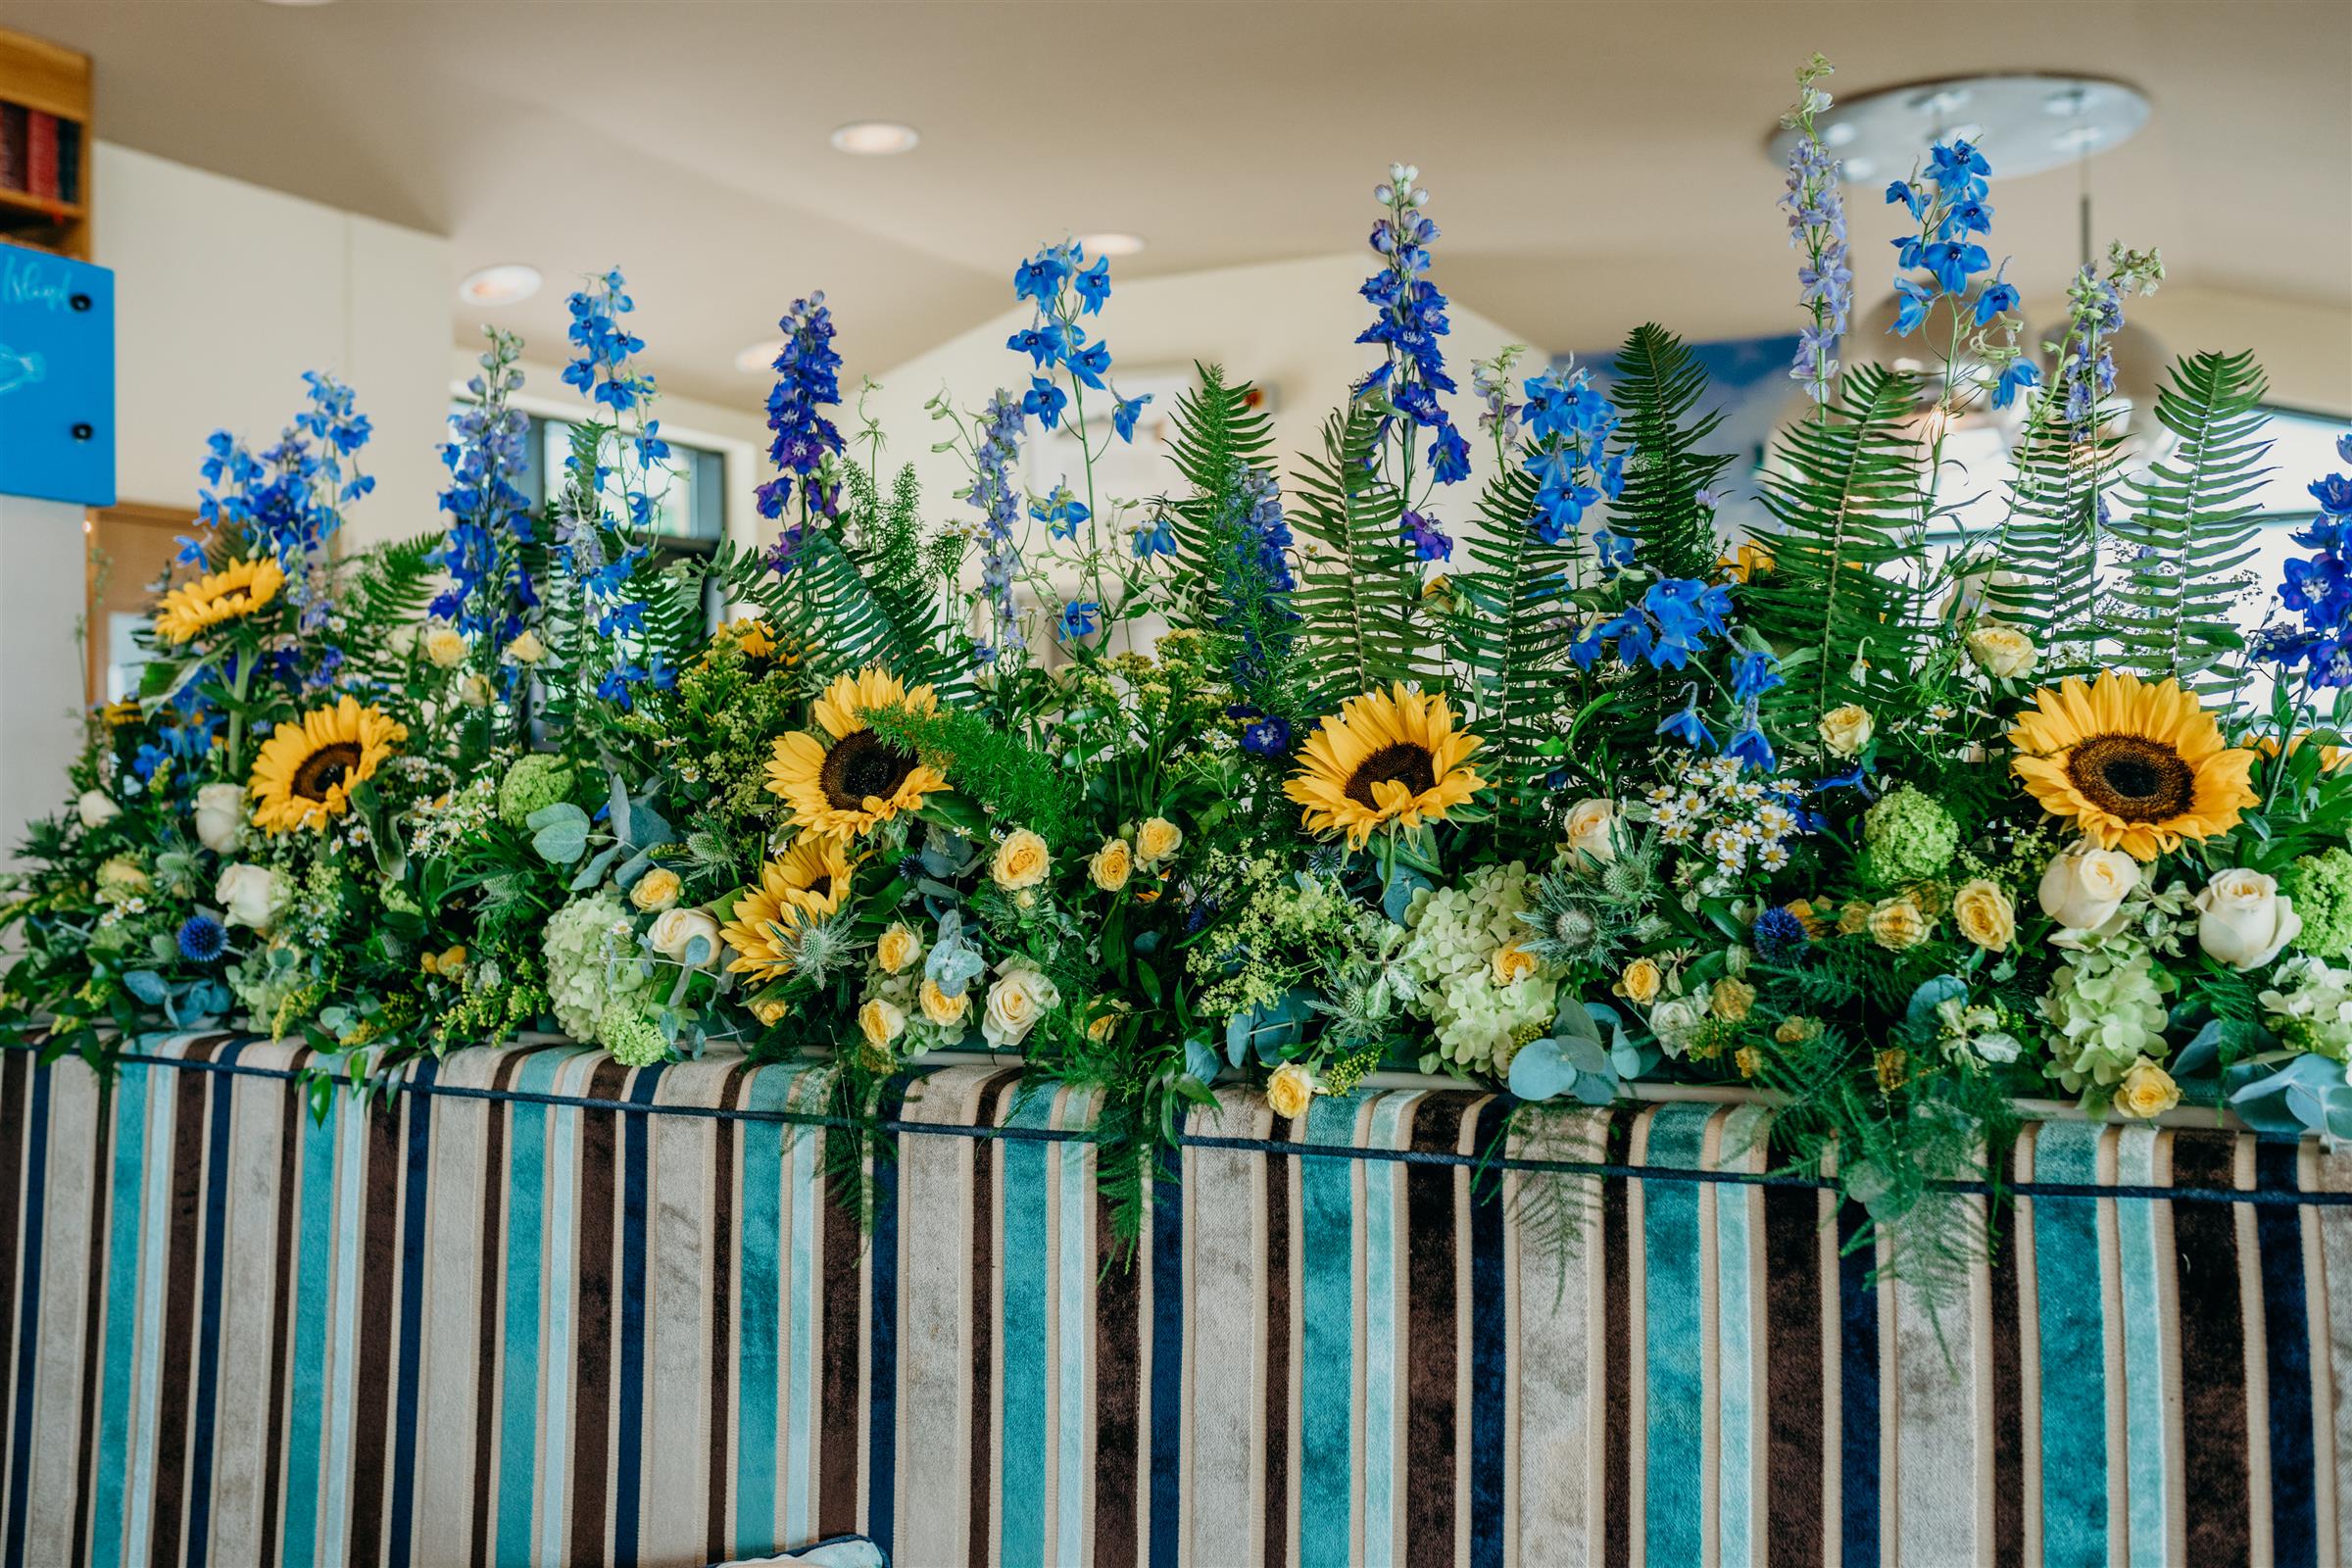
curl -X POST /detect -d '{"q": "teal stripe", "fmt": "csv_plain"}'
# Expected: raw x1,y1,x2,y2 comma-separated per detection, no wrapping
1299,1092,1360,1567
1056,1088,1091,1567
494,1049,573,1563
318,1090,368,1565
1641,1104,1712,1567
86,1062,152,1568
732,1064,801,1552
1000,1090,1056,1565
2114,1125,2170,1566
279,1067,342,1568
539,1054,585,1567
1361,1092,1413,1568
122,1051,180,1564
1714,1104,1769,1568
784,1066,824,1543
2032,1122,2109,1565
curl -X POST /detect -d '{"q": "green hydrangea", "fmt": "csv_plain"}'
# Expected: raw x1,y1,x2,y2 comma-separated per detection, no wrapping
597,1002,669,1067
498,753,575,831
543,891,652,1041
1860,785,1960,888
2286,847,2352,960
2040,941,2174,1092
1401,862,1556,1075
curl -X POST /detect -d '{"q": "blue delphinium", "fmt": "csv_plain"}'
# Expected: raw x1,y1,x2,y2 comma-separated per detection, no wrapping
556,268,664,707
1354,163,1471,490
1656,700,1716,752
2045,244,2165,436
1003,237,1151,463
1031,482,1089,541
433,329,539,680
2260,437,2352,688
176,914,227,964
1131,511,1178,560
1400,509,1453,562
193,372,375,612
1520,363,1629,560
755,291,846,525
1571,578,1732,672
1779,56,1853,407
956,388,1029,660
563,269,654,413
1058,600,1102,641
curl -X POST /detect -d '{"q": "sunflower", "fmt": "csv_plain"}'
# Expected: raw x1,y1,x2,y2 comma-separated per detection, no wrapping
764,667,949,839
152,557,286,645
702,616,801,669
247,696,408,833
1284,682,1488,848
718,836,858,982
2008,669,2258,860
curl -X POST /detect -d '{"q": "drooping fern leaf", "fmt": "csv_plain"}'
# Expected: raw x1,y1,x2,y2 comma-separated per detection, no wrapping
1745,363,1934,732
1165,363,1275,615
335,531,445,688
1453,466,1575,855
1289,402,1428,705
1978,391,2114,672
2108,351,2271,697
1605,323,1736,584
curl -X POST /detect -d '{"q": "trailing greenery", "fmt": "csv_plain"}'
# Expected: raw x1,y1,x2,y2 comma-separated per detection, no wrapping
862,702,1084,849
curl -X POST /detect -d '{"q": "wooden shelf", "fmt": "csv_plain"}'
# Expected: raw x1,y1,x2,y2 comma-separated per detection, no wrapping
0,26,91,262
0,186,81,221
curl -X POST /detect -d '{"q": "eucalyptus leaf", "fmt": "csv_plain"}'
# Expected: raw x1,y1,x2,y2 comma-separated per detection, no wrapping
1183,1036,1222,1087
122,970,167,1005
1507,1038,1580,1102
533,816,591,865
569,843,621,891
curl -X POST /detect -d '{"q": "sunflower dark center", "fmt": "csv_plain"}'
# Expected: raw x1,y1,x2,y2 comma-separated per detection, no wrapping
819,729,917,810
1344,742,1438,809
291,742,364,802
2067,733,2194,822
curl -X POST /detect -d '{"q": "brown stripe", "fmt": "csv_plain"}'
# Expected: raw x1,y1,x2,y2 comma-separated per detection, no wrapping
71,1070,118,1568
567,1056,632,1566
1599,1105,1634,1568
149,1034,223,1568
968,1069,1024,1568
1263,1111,1296,1568
1093,1152,1142,1568
466,1046,539,1567
347,1064,411,1566
255,1046,313,1568
2173,1129,2254,1568
1762,1177,1827,1568
1986,1137,2025,1568
705,1058,757,1565
0,1052,27,1501
1404,1094,1472,1568
818,1070,873,1542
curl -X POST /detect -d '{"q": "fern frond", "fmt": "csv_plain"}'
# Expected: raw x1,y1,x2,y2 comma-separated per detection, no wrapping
1452,466,1577,855
1978,392,2114,670
1606,324,1736,584
1289,403,1428,704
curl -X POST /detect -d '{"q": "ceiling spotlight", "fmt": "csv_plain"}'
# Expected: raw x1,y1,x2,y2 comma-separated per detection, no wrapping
830,121,920,156
458,264,541,307
1908,86,1973,118
735,340,785,373
1078,231,1147,258
1820,121,1858,148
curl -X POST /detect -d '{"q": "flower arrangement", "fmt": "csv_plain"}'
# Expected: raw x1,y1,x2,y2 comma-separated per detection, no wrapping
7,55,2351,1267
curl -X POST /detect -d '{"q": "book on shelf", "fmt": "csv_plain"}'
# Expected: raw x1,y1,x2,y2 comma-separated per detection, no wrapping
26,108,57,200
0,103,24,194
56,118,77,204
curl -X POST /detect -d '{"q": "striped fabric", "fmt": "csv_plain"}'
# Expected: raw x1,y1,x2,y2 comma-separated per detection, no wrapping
0,1038,2347,1567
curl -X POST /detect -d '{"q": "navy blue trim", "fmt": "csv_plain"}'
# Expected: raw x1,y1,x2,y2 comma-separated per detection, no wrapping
2254,1142,2318,1566
1836,1200,1881,1568
1466,1096,1510,1568
1148,1106,1185,1568
612,1062,665,1568
385,1055,438,1568
865,1074,912,1561
2,1060,50,1568
181,1040,248,1566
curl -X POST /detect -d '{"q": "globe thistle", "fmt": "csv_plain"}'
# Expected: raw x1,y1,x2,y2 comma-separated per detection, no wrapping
1751,906,1810,967
176,914,228,964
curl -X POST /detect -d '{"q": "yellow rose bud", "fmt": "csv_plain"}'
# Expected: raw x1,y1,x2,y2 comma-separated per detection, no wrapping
858,998,907,1051
423,625,468,668
502,629,547,665
1868,896,1931,951
918,977,971,1028
752,998,789,1026
1735,1047,1762,1079
1711,976,1756,1023
1951,878,2015,952
991,828,1052,891
1266,1062,1315,1120
1617,956,1663,1006
1134,816,1184,866
2115,1056,2181,1119
876,922,923,975
629,867,681,912
1087,1004,1125,1045
1491,941,1539,987
1089,837,1134,893
1819,703,1875,759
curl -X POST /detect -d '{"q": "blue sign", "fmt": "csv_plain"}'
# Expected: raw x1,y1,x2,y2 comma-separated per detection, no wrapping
0,244,115,507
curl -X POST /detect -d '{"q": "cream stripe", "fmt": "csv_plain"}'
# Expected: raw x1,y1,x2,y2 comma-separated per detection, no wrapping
414,1046,498,1561
1696,1108,1722,1568
204,1050,285,1562
1626,1105,1652,1568
1348,1090,1372,1568
2235,1134,2276,1566
2312,1136,2352,1568
1180,1088,1262,1568
640,1055,731,1564
24,1052,100,1565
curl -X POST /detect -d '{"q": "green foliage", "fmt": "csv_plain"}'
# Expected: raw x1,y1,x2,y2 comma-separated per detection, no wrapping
1289,402,1430,704
334,531,445,687
862,702,1083,848
1452,466,1577,855
1164,362,1275,614
2108,351,2271,697
1606,323,1738,584
1979,393,2112,669
1745,362,1934,732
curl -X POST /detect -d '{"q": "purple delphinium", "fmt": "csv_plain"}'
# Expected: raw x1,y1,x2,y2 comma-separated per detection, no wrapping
1779,55,1852,409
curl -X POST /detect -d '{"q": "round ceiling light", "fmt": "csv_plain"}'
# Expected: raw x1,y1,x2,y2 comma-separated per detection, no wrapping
1767,74,2150,182
458,264,542,308
735,340,785,374
1078,231,1148,258
830,121,920,157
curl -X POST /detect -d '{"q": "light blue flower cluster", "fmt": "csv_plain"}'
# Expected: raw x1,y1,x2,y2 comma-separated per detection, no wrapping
433,330,538,669
562,269,655,415
1521,365,1628,560
1354,164,1469,487
755,291,845,527
555,269,666,708
1884,140,2039,410
1779,61,1853,407
1573,577,1734,674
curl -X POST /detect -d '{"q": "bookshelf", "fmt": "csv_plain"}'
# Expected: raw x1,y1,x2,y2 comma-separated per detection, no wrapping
0,26,91,261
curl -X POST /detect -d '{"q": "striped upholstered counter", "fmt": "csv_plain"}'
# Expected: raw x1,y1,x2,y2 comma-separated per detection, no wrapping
0,1037,2345,1567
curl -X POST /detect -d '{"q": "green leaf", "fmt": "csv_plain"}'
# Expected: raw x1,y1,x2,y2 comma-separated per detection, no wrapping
1605,323,1738,584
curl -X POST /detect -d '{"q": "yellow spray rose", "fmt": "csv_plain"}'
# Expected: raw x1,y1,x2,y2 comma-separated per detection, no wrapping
858,998,907,1051
876,921,924,975
2116,1057,2181,1119
1492,941,1539,986
1819,703,1875,759
1089,837,1134,893
1951,878,2016,952
1965,621,2038,680
1617,956,1663,1005
918,978,972,1028
1868,896,1931,951
423,625,468,668
629,867,681,911
502,629,548,665
1134,816,1184,866
1266,1062,1315,1120
991,829,1052,891
1711,977,1757,1023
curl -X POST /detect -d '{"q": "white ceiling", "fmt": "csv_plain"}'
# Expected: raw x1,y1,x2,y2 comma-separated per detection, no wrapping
19,0,2351,406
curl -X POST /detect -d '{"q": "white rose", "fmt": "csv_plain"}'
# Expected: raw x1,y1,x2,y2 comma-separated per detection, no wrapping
215,862,282,932
647,907,720,968
2037,842,2140,933
1818,704,1874,759
2194,868,2301,972
76,790,120,829
981,965,1060,1049
193,782,246,854
1964,621,2038,680
1561,798,1621,864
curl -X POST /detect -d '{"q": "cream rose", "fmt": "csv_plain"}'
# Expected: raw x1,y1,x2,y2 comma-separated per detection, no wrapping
918,977,971,1028
215,862,281,931
502,629,547,665
458,672,494,709
981,965,1059,1048
1818,704,1875,759
193,782,246,854
1492,942,1538,987
423,625,468,668
876,922,923,975
858,998,907,1051
1965,621,2038,680
648,907,720,968
991,829,1052,891
76,790,120,829
1952,878,2016,952
1868,897,1930,951
95,858,149,898
1134,816,1184,866
1561,798,1622,864
629,867,681,912
2116,1056,2181,1119
1088,837,1134,893
2038,843,2139,932
1617,956,1662,1005
1266,1062,1315,1119
2194,868,2301,971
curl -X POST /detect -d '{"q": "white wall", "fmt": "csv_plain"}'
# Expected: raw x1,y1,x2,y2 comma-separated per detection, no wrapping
96,142,452,550
0,498,89,876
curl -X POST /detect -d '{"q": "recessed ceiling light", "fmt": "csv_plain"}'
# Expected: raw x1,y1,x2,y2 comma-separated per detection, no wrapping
830,121,919,156
458,264,541,307
1908,86,1973,118
1820,121,1858,148
1078,231,1147,258
1841,156,1880,180
735,340,785,373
